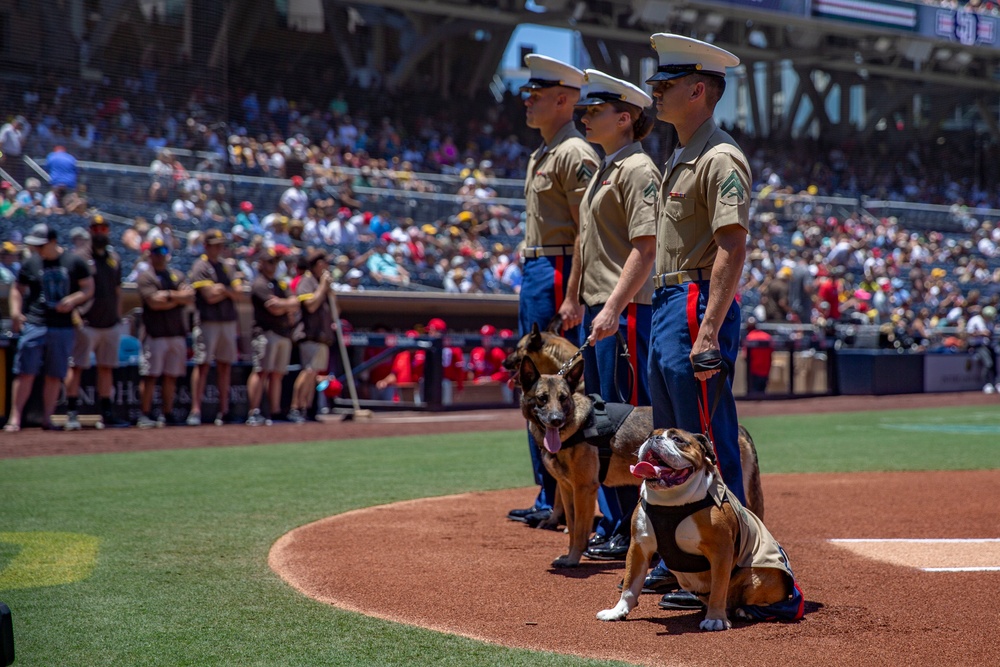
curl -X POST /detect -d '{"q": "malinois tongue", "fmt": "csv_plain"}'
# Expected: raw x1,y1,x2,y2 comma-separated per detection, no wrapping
543,426,562,453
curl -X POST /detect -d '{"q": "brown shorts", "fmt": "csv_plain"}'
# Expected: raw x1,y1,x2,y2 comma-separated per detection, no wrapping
298,341,330,372
69,325,121,369
140,336,187,378
251,331,292,374
192,320,238,365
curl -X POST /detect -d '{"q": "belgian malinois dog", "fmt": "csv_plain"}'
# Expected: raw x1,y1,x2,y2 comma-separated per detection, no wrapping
502,321,579,379
518,355,764,568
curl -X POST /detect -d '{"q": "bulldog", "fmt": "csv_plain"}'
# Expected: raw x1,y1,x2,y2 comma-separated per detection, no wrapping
597,428,804,631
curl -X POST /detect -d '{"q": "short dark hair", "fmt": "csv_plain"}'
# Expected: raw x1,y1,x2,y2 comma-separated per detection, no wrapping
691,74,726,107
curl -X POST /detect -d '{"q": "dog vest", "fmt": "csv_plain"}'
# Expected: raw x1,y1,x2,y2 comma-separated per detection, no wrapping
561,395,634,483
641,495,722,572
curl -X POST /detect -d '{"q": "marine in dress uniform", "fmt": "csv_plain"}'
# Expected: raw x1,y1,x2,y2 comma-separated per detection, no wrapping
574,70,660,559
646,33,752,609
508,54,600,526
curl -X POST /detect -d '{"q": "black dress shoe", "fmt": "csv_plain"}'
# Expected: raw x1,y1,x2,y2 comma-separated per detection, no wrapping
523,508,553,528
587,534,609,548
658,590,705,610
507,507,539,523
616,564,681,592
584,533,629,560
643,564,680,594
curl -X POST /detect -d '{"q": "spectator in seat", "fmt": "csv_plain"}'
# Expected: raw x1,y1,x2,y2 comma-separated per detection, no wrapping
279,175,309,219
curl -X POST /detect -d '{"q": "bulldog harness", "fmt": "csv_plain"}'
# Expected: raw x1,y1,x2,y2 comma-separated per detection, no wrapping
641,494,740,573
560,395,634,484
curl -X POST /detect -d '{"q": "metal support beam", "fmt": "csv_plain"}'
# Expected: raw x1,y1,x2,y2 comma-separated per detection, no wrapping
795,67,833,132
386,19,477,92
744,63,764,137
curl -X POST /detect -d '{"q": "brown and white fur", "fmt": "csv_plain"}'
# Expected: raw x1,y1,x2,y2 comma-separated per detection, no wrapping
597,428,788,631
519,356,764,568
502,321,579,379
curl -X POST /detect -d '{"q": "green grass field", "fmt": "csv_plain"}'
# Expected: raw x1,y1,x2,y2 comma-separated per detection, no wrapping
2,405,999,666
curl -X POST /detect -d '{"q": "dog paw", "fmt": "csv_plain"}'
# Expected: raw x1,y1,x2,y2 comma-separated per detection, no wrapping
552,555,579,568
596,604,629,622
699,617,732,632
734,608,750,621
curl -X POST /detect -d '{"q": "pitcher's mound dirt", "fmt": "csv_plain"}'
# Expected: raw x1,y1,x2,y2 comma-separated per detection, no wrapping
271,471,1000,667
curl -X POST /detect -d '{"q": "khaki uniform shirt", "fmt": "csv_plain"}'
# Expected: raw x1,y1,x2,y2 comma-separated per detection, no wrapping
655,118,751,275
705,475,795,580
579,142,660,306
523,121,600,248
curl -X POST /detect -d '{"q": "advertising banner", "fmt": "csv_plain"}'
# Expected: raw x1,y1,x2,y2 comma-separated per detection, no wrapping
813,0,917,30
920,7,999,47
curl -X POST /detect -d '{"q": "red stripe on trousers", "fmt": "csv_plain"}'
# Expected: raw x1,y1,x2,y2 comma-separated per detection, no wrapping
553,256,565,313
627,303,639,406
685,282,723,474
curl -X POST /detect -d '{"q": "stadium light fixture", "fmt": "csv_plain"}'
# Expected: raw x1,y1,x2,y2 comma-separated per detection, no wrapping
749,29,768,49
703,13,725,31
874,37,892,53
953,51,974,67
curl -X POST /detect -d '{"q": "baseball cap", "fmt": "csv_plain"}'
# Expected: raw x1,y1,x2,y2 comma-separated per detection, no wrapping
306,249,328,266
427,318,448,333
24,223,56,246
204,229,226,245
480,324,497,336
258,247,279,262
90,215,108,229
291,175,304,187
150,238,169,255
983,306,997,319
240,201,254,213
70,226,90,241
2,240,18,254
345,268,363,280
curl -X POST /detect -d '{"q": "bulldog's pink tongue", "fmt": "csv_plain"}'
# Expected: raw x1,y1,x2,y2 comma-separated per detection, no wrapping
631,460,659,479
543,426,562,453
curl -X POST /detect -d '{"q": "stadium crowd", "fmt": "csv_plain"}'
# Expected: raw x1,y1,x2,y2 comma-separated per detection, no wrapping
3,70,1000,417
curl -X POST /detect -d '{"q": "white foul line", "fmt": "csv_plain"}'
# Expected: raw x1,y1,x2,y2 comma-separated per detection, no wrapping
830,539,1000,544
922,567,1000,572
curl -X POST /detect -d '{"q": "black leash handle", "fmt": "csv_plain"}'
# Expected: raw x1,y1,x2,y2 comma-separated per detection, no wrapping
691,349,731,427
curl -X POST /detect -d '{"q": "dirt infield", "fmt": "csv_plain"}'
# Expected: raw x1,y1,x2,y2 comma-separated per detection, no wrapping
5,391,1000,666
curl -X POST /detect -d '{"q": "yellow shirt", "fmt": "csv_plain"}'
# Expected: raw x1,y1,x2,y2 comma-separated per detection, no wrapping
523,121,600,248
578,142,660,306
655,118,751,275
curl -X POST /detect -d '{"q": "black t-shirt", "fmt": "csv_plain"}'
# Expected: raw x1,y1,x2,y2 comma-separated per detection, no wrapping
137,267,188,338
189,257,238,323
77,246,122,328
17,251,91,328
295,273,334,344
251,273,293,337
